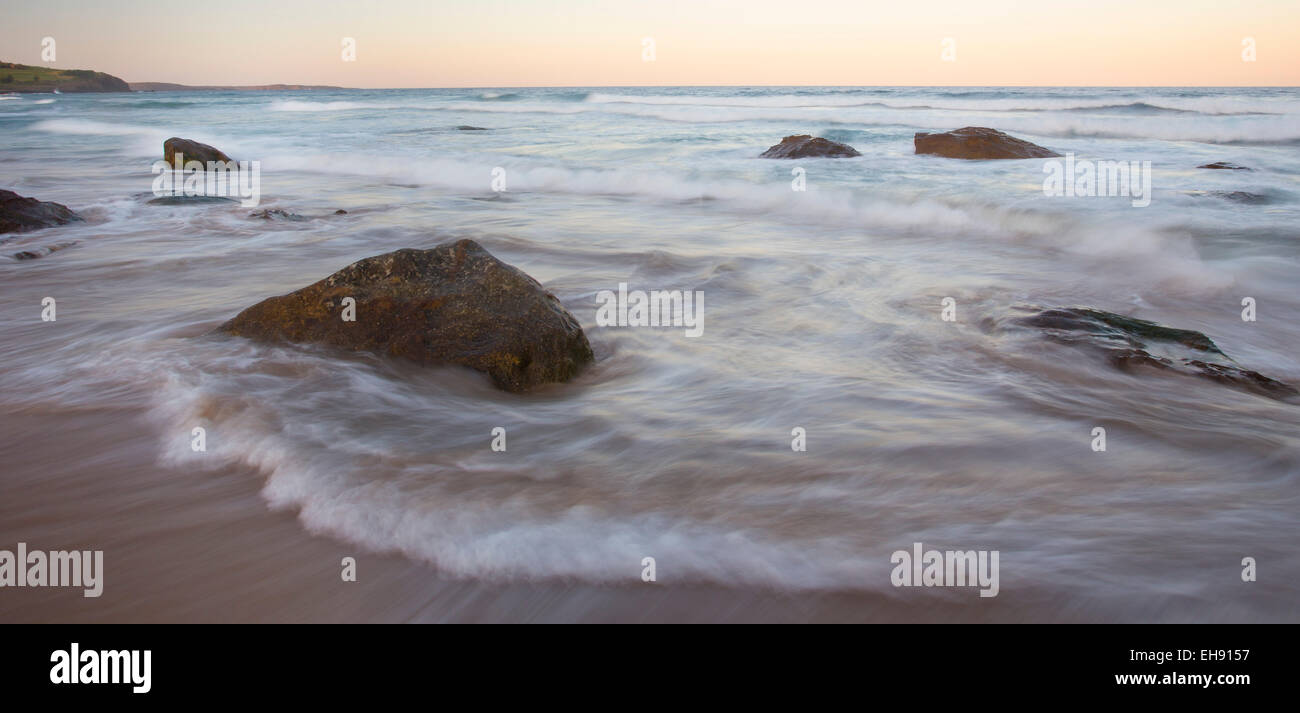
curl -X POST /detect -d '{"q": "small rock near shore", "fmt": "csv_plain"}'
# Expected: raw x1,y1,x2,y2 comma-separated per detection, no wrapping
760,135,861,159
0,189,83,235
249,208,306,221
12,241,77,260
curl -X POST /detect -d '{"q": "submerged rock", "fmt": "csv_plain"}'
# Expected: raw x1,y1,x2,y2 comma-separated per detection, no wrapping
146,195,236,205
249,208,306,221
1012,307,1296,400
12,241,77,260
914,127,1060,160
760,135,861,159
217,239,594,392
1198,162,1251,170
1210,190,1269,205
0,189,83,235
163,137,233,169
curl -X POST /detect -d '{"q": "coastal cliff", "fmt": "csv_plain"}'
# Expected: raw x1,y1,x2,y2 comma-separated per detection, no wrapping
0,62,130,93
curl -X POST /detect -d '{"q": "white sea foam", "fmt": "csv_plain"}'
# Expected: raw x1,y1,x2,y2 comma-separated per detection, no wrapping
31,118,165,137
585,91,1298,116
269,100,398,112
432,99,1300,143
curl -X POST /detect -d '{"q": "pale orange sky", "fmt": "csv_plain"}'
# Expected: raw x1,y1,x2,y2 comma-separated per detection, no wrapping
3,0,1297,86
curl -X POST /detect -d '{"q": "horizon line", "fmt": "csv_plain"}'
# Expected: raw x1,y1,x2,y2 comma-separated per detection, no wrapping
124,83,1300,90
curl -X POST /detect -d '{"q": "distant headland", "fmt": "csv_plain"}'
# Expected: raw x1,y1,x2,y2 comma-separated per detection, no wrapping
0,62,347,93
0,62,129,93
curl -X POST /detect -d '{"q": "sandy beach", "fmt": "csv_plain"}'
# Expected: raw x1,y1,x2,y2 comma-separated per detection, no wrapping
3,404,1293,623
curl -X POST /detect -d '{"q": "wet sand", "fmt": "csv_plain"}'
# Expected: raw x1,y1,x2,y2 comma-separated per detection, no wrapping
1,407,916,623
3,406,1290,623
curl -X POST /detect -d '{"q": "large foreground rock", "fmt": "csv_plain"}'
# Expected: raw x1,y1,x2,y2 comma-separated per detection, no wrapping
163,137,233,168
760,135,861,159
217,239,594,392
914,127,1060,159
1012,307,1296,400
0,189,83,235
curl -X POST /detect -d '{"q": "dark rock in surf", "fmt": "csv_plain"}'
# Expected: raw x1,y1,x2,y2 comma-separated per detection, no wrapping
1198,162,1251,171
1017,308,1221,352
760,135,861,159
163,137,233,169
217,239,594,392
146,195,236,205
249,208,306,221
914,127,1060,160
0,189,83,235
1012,307,1296,400
12,241,77,260
1210,191,1269,205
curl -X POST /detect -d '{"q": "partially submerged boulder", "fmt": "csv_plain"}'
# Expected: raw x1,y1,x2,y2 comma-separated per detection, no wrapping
146,195,236,206
760,135,861,159
217,239,594,392
12,241,77,260
1210,190,1269,205
163,137,233,169
914,127,1060,160
249,208,306,221
0,189,83,235
1012,307,1296,400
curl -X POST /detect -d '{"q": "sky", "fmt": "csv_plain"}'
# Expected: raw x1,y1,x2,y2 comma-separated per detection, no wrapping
2,0,1297,87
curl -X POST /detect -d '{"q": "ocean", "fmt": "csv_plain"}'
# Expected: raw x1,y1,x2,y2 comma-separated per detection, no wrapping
2,86,1298,622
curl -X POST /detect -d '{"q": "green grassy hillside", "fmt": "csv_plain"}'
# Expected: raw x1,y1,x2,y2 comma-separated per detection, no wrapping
0,62,130,93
